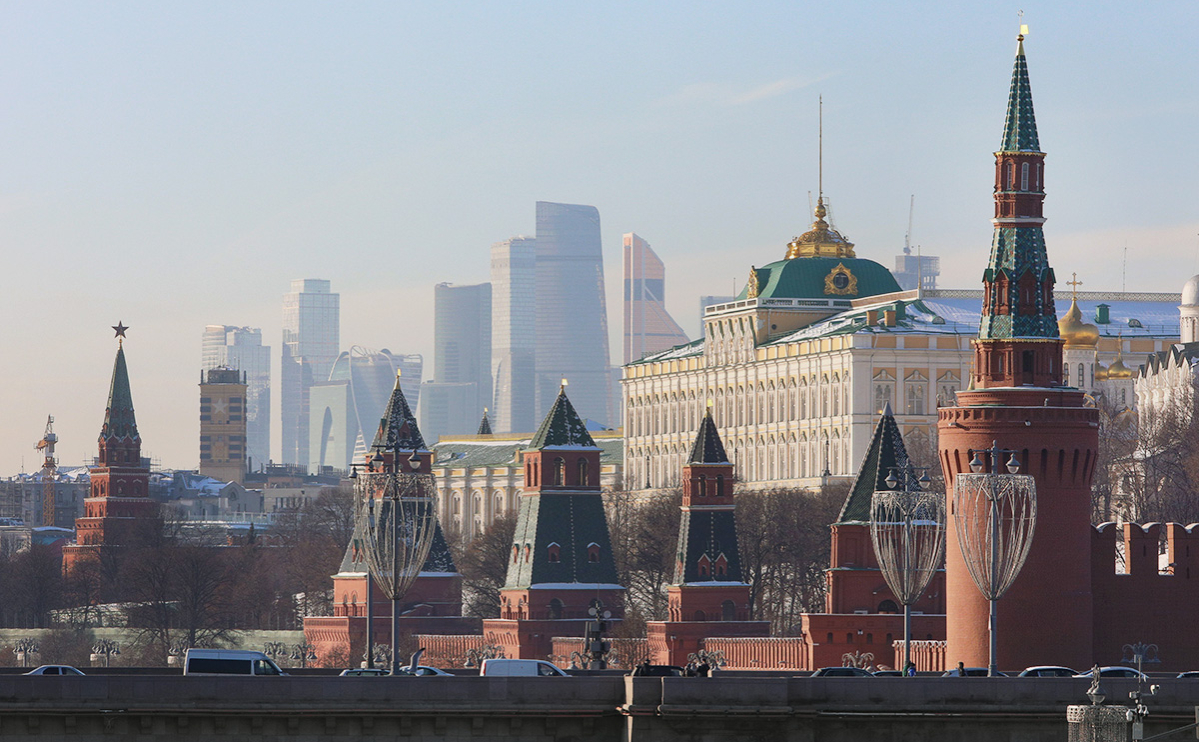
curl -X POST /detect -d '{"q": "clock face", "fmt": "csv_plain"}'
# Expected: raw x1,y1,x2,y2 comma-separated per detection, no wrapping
833,273,850,290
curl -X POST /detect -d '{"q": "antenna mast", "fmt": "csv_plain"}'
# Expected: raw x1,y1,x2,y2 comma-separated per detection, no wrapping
818,95,823,199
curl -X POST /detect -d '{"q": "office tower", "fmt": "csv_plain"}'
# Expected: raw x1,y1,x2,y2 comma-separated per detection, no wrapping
199,368,248,484
699,295,736,328
308,348,423,473
490,236,538,434
533,201,613,427
420,282,492,444
281,279,340,467
893,248,940,292
623,233,689,364
202,325,271,470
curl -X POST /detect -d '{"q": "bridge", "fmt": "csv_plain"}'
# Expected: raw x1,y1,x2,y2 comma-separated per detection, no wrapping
0,673,1195,740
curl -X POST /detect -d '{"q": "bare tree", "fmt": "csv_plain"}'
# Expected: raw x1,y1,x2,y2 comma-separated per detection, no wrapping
604,488,680,621
456,511,517,618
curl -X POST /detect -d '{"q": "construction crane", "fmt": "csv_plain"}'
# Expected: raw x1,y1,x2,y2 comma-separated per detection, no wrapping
35,416,57,528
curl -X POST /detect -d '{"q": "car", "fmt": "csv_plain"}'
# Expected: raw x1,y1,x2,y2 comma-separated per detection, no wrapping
1018,666,1078,677
183,649,286,676
872,669,905,677
24,665,85,676
629,664,685,677
400,665,452,676
479,659,569,677
1177,671,1199,678
1074,666,1147,680
340,667,393,677
811,666,872,677
942,667,1007,677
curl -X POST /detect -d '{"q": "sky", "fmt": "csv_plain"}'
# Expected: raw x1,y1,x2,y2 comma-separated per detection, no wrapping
1,1,1197,474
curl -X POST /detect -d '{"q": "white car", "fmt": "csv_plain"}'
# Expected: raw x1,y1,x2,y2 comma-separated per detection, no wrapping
24,665,85,676
1074,666,1148,680
1018,666,1077,677
400,665,452,676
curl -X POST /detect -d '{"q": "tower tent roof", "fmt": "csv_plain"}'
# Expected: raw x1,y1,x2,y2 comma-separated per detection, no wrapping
1000,35,1041,153
529,387,597,449
101,345,139,441
688,409,729,464
837,402,909,524
477,409,493,436
370,373,427,453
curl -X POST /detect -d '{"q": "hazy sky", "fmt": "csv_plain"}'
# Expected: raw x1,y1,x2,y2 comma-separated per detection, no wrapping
2,2,1197,474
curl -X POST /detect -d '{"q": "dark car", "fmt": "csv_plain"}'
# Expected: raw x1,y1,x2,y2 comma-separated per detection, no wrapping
872,669,905,677
943,667,1007,677
629,664,685,677
811,667,872,677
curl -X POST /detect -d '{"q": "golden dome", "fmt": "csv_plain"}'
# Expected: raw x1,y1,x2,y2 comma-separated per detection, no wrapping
1057,298,1099,348
1093,362,1108,382
1106,348,1134,380
785,197,856,260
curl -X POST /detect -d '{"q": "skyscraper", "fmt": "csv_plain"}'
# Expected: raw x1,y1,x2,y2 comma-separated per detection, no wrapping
281,279,340,467
534,201,612,427
420,282,492,444
490,236,537,434
202,325,271,470
198,368,247,484
623,233,689,364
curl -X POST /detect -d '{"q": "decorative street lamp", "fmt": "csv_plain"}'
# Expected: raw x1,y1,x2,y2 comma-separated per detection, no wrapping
952,440,1037,677
91,639,120,668
357,449,437,676
13,638,39,668
263,641,288,668
290,642,317,669
870,464,945,676
348,463,374,669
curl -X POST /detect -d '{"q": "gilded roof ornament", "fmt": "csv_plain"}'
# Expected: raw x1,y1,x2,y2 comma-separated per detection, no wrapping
747,266,760,299
785,196,856,260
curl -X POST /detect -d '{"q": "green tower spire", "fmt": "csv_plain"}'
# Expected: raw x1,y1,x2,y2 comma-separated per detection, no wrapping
100,343,139,442
1000,35,1041,153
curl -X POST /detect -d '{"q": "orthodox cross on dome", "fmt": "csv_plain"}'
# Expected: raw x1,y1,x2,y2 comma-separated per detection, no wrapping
1067,273,1083,300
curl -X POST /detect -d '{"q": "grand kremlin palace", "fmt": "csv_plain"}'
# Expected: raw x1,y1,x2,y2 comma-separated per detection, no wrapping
621,202,1182,494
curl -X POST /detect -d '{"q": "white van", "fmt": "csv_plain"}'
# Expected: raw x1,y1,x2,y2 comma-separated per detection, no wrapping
183,649,286,676
479,659,569,677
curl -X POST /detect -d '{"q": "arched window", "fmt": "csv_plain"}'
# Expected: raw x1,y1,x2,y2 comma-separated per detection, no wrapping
587,543,601,563
548,598,563,620
1021,161,1029,191
554,457,565,486
547,543,561,563
512,545,519,563
577,458,588,487
878,600,899,613
694,610,707,621
1078,363,1085,387
715,475,724,497
698,554,710,577
697,474,707,497
721,600,736,621
523,544,531,563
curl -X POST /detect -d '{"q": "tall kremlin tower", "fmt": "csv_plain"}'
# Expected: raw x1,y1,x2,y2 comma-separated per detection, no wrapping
63,324,159,577
937,33,1099,671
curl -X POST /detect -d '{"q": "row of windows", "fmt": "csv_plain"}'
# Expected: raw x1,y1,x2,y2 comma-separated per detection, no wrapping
632,431,855,486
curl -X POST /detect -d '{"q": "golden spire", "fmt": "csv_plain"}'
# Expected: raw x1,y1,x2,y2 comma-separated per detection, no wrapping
785,97,856,260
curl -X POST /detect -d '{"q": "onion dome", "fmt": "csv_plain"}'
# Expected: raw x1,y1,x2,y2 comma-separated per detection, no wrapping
1182,274,1199,307
785,197,856,260
1093,352,1108,382
1106,347,1134,380
1057,298,1099,348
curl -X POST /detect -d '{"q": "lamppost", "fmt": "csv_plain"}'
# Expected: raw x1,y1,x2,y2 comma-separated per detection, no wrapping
952,440,1037,677
263,641,288,668
358,448,437,676
91,639,120,668
13,638,39,668
348,462,374,669
870,464,945,675
290,642,317,669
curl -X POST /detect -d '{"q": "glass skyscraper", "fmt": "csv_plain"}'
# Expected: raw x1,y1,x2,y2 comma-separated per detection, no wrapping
490,236,537,434
623,233,689,364
420,282,491,444
281,279,339,467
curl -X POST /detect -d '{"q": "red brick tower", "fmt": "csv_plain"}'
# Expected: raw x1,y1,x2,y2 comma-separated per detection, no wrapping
937,35,1098,671
647,409,768,665
305,372,473,665
483,385,625,661
63,324,159,577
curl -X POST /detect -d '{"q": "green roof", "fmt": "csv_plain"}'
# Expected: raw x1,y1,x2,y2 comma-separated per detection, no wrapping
101,344,139,441
369,374,427,453
837,403,909,524
529,387,597,449
504,493,619,588
688,410,729,464
736,256,901,302
1000,37,1041,153
432,437,623,470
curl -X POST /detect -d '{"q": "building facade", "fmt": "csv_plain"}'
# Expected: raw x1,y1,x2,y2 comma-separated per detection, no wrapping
420,282,492,444
534,202,613,428
623,233,689,364
490,236,538,434
202,325,271,470
198,368,248,484
281,279,340,467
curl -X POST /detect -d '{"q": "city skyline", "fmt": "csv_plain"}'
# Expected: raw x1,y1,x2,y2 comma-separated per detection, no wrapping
2,3,1197,473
